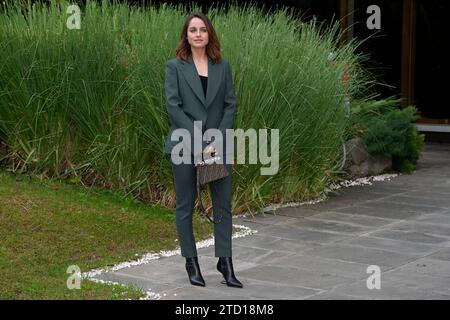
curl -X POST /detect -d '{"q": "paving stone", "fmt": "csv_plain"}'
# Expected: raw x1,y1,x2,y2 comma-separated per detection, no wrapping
235,264,355,291
232,234,280,249
338,236,442,257
227,280,320,299
259,238,323,254
334,185,408,196
335,205,425,220
257,224,351,244
161,278,321,300
360,200,445,214
230,218,273,231
265,206,320,218
159,286,253,300
93,272,178,293
237,212,301,226
334,279,450,300
393,258,450,278
411,185,450,196
266,254,375,280
386,221,450,238
111,262,192,284
381,194,450,208
386,176,450,187
404,190,450,201
368,230,450,245
305,291,363,300
324,189,394,202
341,183,411,195
288,219,371,235
427,248,450,261
301,198,373,212
413,212,450,225
305,211,396,228
85,143,450,300
302,244,417,268
382,269,450,295
228,245,295,264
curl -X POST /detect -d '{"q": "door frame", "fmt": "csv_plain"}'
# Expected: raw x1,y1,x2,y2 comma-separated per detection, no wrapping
340,0,449,131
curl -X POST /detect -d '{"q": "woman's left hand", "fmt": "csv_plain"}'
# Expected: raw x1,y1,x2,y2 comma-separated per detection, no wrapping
203,145,216,155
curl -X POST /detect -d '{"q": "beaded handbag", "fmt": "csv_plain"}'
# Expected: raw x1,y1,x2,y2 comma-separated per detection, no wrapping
195,153,229,224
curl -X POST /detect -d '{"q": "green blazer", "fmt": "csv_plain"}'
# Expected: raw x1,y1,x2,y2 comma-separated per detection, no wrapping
164,56,237,160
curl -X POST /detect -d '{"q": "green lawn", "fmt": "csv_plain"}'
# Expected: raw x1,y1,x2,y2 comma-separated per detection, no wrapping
0,168,214,299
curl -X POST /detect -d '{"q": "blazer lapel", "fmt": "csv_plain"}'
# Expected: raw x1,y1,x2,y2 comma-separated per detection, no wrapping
180,56,222,109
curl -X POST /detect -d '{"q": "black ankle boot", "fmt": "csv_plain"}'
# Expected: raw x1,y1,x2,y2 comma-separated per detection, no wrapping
185,257,205,287
217,257,243,288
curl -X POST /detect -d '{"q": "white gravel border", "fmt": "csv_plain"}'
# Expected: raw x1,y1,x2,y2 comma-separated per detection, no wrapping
82,172,399,299
81,224,258,300
257,173,399,214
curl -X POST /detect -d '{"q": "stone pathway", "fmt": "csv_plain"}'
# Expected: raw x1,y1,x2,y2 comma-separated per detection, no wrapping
92,142,450,299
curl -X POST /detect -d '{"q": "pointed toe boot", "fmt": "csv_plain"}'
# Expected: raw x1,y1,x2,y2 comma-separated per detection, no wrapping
185,257,206,287
217,257,243,288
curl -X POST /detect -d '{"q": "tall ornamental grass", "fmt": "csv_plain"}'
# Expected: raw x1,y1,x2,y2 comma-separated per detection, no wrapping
0,0,371,212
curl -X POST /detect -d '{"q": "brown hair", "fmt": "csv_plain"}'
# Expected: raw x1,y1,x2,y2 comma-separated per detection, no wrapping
175,12,221,64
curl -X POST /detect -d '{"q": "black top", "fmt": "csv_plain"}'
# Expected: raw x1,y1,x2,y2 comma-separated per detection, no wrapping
199,75,208,97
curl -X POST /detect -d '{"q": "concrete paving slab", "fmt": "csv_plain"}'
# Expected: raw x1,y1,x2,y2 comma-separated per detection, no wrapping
392,257,450,278
160,278,321,300
341,183,412,195
304,290,363,300
386,221,450,238
378,194,450,209
234,264,355,291
368,229,450,245
427,248,450,261
287,218,372,235
335,205,425,220
305,211,397,228
382,269,450,295
87,142,450,299
264,206,320,218
237,212,302,226
93,271,182,293
266,254,372,280
231,234,280,248
253,238,323,255
333,279,450,300
413,212,450,225
158,286,254,300
358,199,445,214
225,245,295,265
338,236,443,257
301,244,417,268
257,224,351,244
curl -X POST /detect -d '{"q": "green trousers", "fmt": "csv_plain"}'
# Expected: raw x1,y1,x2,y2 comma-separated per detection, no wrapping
169,155,233,258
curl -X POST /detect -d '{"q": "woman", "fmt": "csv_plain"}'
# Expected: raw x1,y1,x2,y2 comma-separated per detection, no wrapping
164,12,243,288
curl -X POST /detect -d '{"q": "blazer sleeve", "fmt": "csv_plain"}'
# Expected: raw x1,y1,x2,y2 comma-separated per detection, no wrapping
219,61,237,133
165,60,204,156
210,60,237,154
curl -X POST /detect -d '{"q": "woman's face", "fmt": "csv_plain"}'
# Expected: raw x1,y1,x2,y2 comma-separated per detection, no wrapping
186,17,209,50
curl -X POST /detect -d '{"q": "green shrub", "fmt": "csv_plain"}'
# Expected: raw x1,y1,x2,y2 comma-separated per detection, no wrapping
0,0,372,211
348,99,424,173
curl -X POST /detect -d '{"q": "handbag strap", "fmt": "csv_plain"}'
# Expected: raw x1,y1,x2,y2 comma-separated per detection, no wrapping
196,167,223,224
